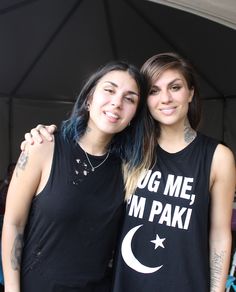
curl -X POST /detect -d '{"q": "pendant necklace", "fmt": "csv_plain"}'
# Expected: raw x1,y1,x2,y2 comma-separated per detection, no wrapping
84,149,110,171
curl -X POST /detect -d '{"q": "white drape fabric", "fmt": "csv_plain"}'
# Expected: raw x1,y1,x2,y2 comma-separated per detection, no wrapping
147,0,236,30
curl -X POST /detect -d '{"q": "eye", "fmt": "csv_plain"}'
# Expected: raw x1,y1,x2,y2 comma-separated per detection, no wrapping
104,87,114,94
124,95,135,103
149,87,159,95
170,84,181,91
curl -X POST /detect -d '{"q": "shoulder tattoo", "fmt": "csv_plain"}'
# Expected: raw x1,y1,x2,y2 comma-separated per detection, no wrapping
16,151,29,177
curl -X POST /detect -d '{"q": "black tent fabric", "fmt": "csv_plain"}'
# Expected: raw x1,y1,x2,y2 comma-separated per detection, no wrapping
0,0,236,178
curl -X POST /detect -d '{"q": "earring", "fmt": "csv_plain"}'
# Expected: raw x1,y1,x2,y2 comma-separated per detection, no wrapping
86,103,90,111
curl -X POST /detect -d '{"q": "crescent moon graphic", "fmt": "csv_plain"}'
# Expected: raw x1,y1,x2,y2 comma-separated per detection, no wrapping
121,224,163,274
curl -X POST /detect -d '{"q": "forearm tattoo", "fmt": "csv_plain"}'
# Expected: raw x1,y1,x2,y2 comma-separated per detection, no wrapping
11,233,24,271
184,119,196,143
210,249,226,292
16,150,29,177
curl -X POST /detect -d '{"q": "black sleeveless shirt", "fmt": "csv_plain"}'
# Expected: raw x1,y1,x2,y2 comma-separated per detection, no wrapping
21,132,124,287
112,133,218,292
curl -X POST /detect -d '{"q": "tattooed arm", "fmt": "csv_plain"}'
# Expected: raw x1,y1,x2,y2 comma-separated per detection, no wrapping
2,140,54,292
209,144,235,292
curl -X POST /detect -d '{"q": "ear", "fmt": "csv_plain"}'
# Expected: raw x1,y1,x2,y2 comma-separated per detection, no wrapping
86,103,90,111
188,88,194,103
86,94,93,109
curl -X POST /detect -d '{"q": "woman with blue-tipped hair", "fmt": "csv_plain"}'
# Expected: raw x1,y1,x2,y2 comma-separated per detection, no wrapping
1,60,148,292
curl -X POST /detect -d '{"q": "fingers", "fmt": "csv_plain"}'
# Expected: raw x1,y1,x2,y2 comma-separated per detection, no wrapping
34,124,55,141
46,124,57,134
20,124,56,152
20,140,28,151
20,132,34,151
30,128,44,143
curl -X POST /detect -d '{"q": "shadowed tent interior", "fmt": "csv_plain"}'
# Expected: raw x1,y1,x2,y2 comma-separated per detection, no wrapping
0,0,236,178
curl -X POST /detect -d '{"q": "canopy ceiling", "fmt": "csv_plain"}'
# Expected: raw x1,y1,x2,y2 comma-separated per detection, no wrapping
0,0,236,101
0,0,236,178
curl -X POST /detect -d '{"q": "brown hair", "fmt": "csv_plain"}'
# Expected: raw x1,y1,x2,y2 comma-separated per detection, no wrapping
141,52,201,130
123,52,202,200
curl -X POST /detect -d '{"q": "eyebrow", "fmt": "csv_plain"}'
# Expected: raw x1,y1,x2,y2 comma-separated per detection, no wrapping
103,81,139,96
151,78,183,88
168,78,183,85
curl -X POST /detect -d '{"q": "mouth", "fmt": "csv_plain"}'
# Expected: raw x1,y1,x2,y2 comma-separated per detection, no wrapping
160,107,176,115
104,111,120,122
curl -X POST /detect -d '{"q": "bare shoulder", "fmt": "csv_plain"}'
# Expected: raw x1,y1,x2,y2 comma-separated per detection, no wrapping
213,143,235,166
15,138,54,176
24,137,54,156
211,143,236,183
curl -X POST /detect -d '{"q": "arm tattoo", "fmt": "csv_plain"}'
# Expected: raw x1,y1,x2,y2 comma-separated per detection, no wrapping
11,233,24,271
210,249,226,292
184,119,196,144
16,151,29,177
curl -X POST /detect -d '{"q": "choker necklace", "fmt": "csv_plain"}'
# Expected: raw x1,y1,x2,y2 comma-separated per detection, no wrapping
84,150,110,171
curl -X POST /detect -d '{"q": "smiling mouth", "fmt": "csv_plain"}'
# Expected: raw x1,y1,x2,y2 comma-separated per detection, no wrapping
160,107,176,115
105,111,120,121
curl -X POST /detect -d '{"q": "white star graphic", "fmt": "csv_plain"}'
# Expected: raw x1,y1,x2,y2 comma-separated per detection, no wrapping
150,234,166,249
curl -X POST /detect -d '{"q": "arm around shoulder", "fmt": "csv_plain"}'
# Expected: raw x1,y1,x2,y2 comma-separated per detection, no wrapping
20,124,57,151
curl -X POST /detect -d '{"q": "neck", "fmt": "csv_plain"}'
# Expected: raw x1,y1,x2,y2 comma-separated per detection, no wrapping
183,120,197,144
78,129,113,155
158,119,196,152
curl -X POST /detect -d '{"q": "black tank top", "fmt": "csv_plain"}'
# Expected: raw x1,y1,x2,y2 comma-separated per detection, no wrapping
113,133,218,292
21,132,124,287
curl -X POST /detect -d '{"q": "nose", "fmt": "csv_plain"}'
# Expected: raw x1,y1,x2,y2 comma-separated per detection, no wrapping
160,89,173,104
111,94,122,108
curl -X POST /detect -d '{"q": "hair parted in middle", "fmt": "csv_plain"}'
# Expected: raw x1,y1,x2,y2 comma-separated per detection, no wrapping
123,52,203,199
61,61,149,186
141,52,201,130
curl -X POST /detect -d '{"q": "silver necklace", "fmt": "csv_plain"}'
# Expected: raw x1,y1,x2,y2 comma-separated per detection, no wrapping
84,150,110,171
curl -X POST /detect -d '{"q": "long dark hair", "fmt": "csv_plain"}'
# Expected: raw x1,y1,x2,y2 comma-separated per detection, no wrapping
61,60,148,162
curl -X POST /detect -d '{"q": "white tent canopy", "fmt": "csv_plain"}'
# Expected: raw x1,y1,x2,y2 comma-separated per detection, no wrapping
147,0,236,29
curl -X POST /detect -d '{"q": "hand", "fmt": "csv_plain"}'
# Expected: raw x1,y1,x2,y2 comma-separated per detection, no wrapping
20,124,57,151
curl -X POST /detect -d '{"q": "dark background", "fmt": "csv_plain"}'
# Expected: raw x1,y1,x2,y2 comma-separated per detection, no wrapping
0,0,236,179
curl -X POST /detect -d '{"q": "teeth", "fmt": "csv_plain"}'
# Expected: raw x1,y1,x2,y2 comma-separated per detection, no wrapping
106,111,119,119
160,108,176,115
161,107,174,111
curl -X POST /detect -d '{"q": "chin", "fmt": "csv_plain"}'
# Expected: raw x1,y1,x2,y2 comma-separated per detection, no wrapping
99,126,120,136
